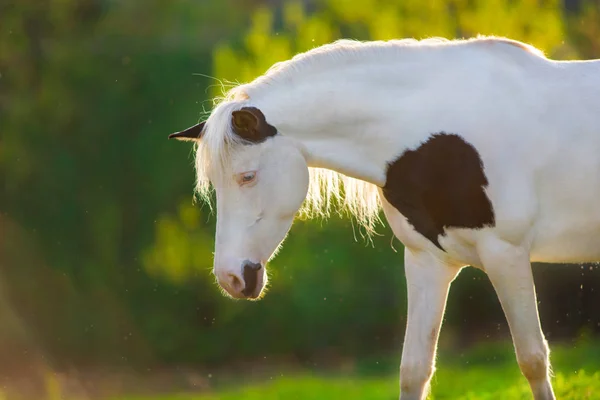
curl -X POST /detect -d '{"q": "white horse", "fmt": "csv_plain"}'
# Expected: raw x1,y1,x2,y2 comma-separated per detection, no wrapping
169,36,600,400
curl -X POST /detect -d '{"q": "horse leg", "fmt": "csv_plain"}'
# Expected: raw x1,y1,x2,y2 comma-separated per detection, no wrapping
478,237,555,400
399,248,460,400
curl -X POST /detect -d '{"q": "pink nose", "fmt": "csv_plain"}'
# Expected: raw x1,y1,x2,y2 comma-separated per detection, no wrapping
225,272,245,294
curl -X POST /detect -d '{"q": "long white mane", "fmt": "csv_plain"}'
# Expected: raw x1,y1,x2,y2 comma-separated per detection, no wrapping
195,36,546,235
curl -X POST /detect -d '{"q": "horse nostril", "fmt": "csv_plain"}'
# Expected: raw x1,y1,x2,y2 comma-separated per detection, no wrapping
245,262,262,272
228,274,244,292
242,261,262,296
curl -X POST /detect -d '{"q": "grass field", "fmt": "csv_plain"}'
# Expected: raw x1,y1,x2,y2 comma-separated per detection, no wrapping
114,341,600,400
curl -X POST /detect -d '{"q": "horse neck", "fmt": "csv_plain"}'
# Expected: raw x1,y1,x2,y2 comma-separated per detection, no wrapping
249,62,431,186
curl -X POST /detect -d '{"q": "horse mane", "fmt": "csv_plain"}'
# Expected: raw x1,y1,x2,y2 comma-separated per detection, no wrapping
194,36,545,236
250,35,544,92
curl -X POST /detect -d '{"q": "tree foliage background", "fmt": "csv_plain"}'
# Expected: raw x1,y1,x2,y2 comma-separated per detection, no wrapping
1,0,600,384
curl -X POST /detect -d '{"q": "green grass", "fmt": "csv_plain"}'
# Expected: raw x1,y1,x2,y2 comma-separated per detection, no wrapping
115,341,600,400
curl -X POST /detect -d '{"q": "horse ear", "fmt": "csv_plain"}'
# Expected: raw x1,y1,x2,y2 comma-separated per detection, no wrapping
168,121,206,141
231,107,277,143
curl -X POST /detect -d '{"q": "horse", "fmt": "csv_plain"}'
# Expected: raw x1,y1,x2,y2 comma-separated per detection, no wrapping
168,36,600,400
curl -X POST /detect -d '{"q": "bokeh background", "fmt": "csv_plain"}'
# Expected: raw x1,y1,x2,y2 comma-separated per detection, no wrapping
2,0,600,399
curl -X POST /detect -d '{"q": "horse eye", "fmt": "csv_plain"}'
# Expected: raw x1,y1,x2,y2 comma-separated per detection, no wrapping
239,171,256,185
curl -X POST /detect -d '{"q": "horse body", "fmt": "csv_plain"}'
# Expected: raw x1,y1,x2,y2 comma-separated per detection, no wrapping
170,37,600,400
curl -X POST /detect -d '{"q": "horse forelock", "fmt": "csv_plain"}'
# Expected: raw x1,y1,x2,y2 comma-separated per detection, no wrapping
194,98,247,206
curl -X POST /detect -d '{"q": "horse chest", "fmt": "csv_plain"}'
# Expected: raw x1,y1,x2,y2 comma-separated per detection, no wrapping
381,133,495,255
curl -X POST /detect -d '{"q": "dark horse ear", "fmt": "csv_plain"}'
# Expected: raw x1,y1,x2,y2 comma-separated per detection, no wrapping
168,121,206,141
231,107,277,143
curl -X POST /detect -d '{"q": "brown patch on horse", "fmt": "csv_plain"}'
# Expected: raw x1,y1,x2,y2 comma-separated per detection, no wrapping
382,133,495,250
231,107,277,143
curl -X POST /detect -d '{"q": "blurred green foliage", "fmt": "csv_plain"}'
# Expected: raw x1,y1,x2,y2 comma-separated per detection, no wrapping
1,1,600,393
